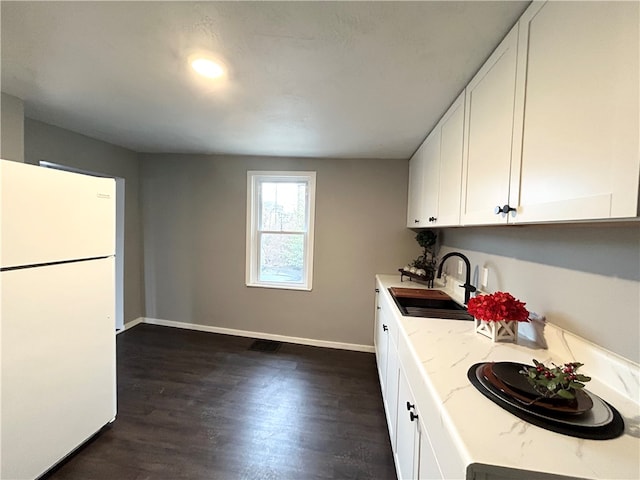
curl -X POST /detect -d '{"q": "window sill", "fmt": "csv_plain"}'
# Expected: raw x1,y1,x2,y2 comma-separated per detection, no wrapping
246,282,312,292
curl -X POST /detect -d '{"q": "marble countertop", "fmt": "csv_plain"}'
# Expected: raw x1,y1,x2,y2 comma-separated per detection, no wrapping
376,274,640,480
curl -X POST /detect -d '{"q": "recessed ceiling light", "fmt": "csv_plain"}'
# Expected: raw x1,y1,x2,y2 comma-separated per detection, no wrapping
190,57,224,79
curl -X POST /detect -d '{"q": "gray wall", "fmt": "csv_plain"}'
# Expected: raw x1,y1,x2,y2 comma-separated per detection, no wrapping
440,224,640,362
140,153,416,346
24,118,145,323
442,224,640,281
1,92,24,162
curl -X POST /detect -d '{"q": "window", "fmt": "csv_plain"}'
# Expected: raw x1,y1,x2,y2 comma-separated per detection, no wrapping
246,171,316,290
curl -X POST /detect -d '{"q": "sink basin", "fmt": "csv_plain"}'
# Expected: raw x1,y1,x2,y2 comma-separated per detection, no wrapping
389,287,474,321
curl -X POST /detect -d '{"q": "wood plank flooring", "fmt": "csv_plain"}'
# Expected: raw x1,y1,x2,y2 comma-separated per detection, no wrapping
44,324,397,480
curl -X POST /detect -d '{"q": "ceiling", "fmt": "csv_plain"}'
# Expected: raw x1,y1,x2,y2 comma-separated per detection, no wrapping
1,1,530,160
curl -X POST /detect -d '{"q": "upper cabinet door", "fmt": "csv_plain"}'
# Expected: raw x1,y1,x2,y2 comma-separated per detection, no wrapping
407,143,427,227
461,25,520,225
436,92,465,226
511,1,640,223
421,128,441,226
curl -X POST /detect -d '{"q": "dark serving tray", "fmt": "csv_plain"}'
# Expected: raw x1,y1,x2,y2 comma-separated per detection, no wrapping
488,362,593,415
467,363,625,440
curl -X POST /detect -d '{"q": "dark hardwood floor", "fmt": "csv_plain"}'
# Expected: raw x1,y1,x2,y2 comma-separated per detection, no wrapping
45,324,397,480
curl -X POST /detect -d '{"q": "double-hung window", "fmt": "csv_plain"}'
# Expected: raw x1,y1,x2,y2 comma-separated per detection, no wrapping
246,171,316,290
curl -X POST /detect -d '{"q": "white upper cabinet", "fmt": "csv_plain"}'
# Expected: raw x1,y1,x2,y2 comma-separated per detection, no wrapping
460,1,639,225
511,1,640,223
421,128,441,225
435,92,465,226
407,143,427,227
412,1,639,226
407,92,465,228
460,25,520,225
407,128,442,227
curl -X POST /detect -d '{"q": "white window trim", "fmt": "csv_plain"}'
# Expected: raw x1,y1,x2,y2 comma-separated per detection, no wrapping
246,171,316,291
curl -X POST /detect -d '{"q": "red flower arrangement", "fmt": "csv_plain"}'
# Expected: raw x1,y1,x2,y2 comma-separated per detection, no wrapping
467,291,529,322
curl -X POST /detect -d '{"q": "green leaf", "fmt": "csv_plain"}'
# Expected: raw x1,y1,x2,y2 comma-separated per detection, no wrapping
529,371,537,379
557,389,575,399
576,375,591,382
547,381,556,391
569,382,585,389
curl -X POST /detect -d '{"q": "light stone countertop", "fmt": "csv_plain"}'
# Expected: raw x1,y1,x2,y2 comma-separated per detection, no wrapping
376,274,640,480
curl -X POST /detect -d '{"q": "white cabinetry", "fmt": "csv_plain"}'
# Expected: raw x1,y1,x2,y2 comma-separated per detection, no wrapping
407,92,465,228
386,338,400,452
375,283,455,480
417,415,442,480
460,25,520,225
374,283,400,451
421,129,441,226
512,1,639,222
395,367,420,480
407,143,426,227
435,92,465,226
374,287,389,392
461,1,639,225
394,364,445,480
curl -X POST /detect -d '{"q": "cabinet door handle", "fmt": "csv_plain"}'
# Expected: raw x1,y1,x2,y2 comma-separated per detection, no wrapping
382,324,388,332
375,288,379,293
414,219,420,223
377,306,381,310
494,204,516,215
428,216,437,222
406,401,415,411
410,412,419,422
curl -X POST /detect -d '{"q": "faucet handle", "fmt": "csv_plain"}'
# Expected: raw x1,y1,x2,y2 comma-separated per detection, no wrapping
460,283,477,293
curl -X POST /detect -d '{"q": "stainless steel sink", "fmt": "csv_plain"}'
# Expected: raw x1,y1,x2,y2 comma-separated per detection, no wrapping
389,288,474,321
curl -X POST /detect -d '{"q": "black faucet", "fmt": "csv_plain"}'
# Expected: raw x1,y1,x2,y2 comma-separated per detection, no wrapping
436,252,477,305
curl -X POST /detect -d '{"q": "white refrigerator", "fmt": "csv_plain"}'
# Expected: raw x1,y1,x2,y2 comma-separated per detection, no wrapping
0,160,117,479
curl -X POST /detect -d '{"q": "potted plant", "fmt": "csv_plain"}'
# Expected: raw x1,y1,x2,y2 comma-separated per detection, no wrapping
411,230,437,284
519,359,591,400
467,291,529,342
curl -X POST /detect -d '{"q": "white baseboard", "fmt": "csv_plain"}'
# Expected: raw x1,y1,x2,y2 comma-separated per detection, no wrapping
137,317,375,353
118,317,144,334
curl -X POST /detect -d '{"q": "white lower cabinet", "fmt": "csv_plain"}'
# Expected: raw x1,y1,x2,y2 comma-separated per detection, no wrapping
386,338,400,452
418,415,443,480
375,284,452,480
375,284,512,480
374,276,637,480
374,288,390,394
375,281,401,451
395,357,445,480
395,366,420,480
